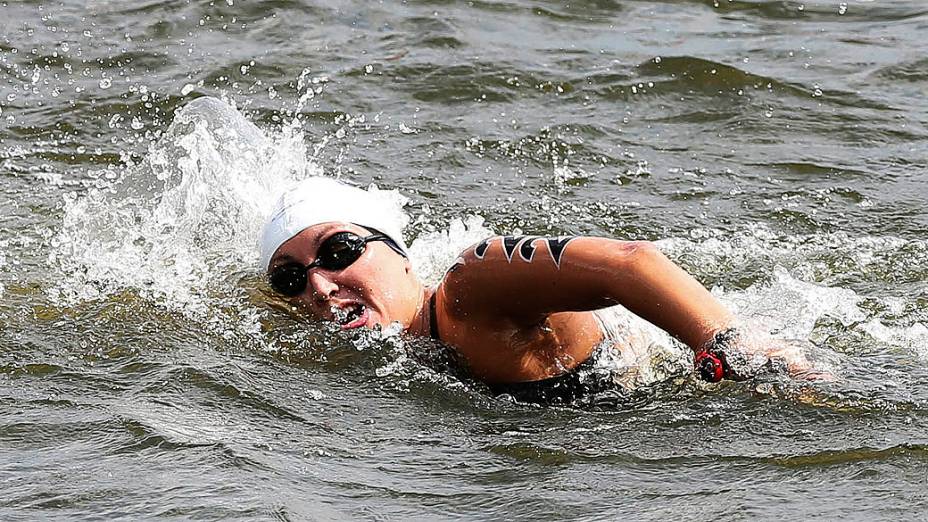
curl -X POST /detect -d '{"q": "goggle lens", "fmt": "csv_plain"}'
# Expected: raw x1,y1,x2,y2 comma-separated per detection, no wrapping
268,232,390,297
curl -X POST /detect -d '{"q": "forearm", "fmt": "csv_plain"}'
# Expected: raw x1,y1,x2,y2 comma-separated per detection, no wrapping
604,241,734,351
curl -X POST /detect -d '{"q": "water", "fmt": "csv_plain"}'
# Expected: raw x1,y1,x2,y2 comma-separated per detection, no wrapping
2,0,927,519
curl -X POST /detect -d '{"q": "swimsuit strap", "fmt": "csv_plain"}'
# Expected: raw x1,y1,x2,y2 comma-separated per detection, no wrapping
429,291,440,340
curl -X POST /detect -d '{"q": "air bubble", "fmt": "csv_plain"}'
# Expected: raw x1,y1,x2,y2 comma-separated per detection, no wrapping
99,77,112,89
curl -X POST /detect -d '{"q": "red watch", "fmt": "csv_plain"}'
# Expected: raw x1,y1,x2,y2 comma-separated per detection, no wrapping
695,328,739,382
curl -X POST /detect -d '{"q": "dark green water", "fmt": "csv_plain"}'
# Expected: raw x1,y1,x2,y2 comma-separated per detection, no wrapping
2,1,927,519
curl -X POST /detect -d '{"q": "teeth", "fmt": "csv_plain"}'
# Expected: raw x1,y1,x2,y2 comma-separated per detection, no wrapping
331,304,363,325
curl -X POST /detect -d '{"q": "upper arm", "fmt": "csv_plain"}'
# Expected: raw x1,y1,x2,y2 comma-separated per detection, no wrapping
441,236,643,323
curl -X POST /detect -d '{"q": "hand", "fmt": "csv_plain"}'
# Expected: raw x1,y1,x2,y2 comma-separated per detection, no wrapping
704,329,834,382
732,334,834,382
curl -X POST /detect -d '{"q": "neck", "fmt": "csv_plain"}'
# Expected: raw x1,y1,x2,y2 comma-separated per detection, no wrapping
407,285,435,338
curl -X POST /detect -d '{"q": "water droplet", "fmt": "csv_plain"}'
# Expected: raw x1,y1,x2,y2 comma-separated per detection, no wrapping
99,77,112,89
364,64,373,74
181,83,195,96
838,2,847,15
130,117,144,130
654,56,662,64
6,93,16,102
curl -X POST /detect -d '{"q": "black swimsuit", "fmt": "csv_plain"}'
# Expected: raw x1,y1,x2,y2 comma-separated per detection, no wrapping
429,291,441,340
486,344,617,405
429,292,614,405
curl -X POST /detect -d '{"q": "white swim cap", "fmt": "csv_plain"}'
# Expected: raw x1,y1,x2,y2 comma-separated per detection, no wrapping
258,177,409,271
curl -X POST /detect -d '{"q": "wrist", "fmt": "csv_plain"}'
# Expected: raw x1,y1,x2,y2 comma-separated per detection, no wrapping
695,327,741,382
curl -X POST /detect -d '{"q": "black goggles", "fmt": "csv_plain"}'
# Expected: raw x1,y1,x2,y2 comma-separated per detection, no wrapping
268,231,401,297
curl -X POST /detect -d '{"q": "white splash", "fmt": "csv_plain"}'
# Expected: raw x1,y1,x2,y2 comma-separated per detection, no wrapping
859,320,928,360
658,225,928,360
719,265,866,340
408,215,494,286
49,96,312,319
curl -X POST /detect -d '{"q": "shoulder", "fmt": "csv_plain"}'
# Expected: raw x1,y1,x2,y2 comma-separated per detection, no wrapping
446,235,587,272
433,237,507,317
433,235,578,314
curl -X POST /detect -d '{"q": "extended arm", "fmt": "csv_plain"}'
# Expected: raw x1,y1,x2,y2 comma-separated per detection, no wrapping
442,236,733,352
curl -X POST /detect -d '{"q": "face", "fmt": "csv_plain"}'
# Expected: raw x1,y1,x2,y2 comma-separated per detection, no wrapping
267,222,422,331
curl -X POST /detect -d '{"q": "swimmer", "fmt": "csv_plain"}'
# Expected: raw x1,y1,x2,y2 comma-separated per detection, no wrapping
260,177,821,402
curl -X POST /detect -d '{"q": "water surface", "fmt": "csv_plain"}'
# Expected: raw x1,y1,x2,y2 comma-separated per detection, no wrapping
1,0,927,519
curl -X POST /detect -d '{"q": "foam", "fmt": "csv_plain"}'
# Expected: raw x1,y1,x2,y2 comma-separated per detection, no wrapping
658,225,928,360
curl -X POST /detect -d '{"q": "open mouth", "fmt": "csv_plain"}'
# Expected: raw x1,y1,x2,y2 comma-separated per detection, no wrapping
332,304,368,330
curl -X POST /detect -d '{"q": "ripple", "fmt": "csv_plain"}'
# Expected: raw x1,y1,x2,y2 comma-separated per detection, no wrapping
632,56,893,113
767,443,928,467
874,57,928,82
700,0,927,22
384,63,517,104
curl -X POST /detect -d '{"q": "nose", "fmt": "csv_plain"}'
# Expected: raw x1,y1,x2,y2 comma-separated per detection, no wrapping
307,270,339,303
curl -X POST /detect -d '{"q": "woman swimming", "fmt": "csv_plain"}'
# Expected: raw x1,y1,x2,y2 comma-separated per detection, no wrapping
260,177,819,402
